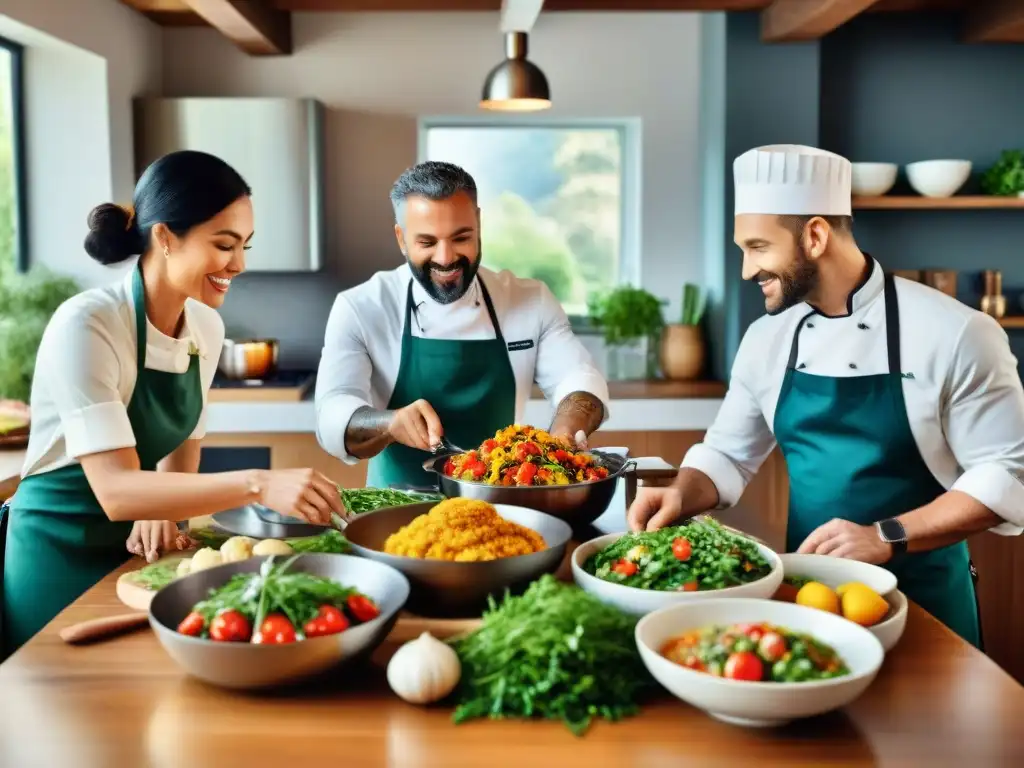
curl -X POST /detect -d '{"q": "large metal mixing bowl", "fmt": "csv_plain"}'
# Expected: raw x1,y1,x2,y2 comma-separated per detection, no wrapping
343,501,572,617
421,449,678,530
148,553,409,690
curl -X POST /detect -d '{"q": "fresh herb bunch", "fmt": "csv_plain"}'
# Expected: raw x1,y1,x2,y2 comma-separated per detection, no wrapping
188,528,348,554
583,517,771,591
449,574,656,736
192,556,365,636
127,559,186,590
340,487,442,515
586,286,666,347
981,149,1024,196
680,283,706,326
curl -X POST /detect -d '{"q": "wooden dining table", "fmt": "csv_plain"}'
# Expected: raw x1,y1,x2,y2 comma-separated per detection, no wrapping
2,508,1024,768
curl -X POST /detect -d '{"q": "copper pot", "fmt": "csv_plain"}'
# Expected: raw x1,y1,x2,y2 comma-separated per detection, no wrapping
218,339,279,380
659,324,706,381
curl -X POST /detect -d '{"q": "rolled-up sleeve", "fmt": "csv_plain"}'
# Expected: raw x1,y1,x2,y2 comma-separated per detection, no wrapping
533,284,610,422
680,330,776,508
944,315,1024,535
38,304,135,458
314,294,375,465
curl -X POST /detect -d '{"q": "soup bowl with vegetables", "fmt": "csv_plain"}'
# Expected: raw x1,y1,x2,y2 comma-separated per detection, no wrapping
149,553,409,689
635,598,885,727
571,518,784,616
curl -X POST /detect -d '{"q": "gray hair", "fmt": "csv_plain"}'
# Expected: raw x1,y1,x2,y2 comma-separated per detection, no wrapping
389,161,478,225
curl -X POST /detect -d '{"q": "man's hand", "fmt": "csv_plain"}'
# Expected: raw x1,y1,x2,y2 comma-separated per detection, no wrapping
551,428,588,450
388,399,444,451
627,485,685,532
796,518,893,564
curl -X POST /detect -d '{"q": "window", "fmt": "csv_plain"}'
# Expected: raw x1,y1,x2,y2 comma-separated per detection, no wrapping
0,35,26,272
420,119,639,318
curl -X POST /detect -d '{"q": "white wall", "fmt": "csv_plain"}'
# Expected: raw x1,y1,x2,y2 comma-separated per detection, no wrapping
0,0,162,285
160,12,705,366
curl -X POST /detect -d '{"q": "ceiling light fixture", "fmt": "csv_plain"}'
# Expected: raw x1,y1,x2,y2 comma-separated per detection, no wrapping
480,1,550,112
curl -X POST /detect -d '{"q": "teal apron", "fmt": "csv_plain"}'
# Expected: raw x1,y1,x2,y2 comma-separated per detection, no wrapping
1,264,204,657
366,278,517,490
774,273,981,647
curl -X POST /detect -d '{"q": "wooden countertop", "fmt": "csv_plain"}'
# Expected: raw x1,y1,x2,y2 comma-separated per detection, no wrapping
2,546,1022,766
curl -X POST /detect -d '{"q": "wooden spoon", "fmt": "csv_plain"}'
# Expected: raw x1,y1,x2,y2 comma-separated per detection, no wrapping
60,612,150,645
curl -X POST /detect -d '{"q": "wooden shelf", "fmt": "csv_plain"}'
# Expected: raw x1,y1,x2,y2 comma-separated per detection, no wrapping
998,317,1024,329
853,196,1024,210
531,379,727,400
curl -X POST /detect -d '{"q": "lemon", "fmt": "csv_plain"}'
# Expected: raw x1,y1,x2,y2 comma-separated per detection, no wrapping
840,584,890,627
836,581,871,597
795,581,840,614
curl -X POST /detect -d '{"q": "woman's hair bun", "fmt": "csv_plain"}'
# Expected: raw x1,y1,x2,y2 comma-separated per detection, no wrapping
84,203,145,266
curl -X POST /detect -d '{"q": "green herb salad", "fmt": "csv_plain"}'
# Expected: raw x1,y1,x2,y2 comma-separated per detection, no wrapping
582,518,772,592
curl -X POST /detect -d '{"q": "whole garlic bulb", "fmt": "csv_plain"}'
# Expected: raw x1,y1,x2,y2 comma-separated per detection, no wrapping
386,631,462,705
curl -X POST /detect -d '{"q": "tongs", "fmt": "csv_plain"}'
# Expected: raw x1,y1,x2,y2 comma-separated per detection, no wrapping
431,435,466,456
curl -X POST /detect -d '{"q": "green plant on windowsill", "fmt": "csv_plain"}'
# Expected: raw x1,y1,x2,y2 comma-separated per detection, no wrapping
981,149,1024,197
0,263,81,403
587,286,666,380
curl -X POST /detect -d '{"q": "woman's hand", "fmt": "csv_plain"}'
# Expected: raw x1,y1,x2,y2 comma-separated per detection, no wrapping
261,468,343,526
127,521,193,562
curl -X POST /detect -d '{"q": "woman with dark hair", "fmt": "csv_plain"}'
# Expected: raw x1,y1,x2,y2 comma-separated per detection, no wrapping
0,150,343,656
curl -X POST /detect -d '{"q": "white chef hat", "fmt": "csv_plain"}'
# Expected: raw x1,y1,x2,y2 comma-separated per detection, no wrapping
734,144,852,217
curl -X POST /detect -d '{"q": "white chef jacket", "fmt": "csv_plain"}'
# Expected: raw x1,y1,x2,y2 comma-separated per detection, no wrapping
19,267,224,479
315,264,610,464
682,257,1024,536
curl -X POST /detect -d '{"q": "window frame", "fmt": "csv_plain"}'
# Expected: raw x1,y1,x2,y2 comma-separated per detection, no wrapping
0,34,28,273
417,116,642,328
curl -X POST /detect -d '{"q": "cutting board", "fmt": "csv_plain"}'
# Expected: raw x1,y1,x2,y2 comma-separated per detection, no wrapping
116,554,190,611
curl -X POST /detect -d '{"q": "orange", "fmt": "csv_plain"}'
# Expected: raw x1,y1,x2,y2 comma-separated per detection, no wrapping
840,584,890,627
795,581,840,614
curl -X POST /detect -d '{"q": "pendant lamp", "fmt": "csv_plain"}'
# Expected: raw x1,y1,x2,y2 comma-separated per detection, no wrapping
479,31,551,112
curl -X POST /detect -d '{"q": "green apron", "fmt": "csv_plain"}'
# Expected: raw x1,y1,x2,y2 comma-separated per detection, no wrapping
774,273,981,648
1,263,204,657
366,278,517,490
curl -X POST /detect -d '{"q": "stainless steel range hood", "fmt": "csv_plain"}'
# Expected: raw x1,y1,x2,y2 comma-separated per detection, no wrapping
133,97,325,273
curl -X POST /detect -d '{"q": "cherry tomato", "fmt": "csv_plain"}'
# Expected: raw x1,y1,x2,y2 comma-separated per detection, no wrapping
678,580,698,592
318,604,349,634
758,631,787,662
612,559,639,577
481,439,498,454
552,449,569,463
443,459,455,475
515,462,538,485
347,594,380,623
724,651,764,681
304,618,329,637
683,656,705,671
209,609,251,642
671,537,692,561
253,613,297,644
177,611,205,637
515,442,541,461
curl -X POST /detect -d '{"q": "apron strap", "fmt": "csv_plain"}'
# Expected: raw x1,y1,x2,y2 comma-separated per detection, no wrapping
785,311,817,370
883,272,901,375
130,263,148,369
405,276,507,343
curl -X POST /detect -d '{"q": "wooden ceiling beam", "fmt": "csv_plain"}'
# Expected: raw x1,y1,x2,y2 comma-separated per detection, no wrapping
181,0,292,54
761,0,885,41
964,0,1024,43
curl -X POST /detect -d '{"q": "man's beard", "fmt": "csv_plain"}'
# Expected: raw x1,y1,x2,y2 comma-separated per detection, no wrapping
409,252,481,305
755,246,819,316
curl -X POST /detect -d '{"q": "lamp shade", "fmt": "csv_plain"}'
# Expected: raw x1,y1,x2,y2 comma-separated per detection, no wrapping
480,31,551,112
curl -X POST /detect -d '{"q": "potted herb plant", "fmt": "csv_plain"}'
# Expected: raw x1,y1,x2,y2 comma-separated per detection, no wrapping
981,150,1024,198
587,286,666,380
660,283,707,381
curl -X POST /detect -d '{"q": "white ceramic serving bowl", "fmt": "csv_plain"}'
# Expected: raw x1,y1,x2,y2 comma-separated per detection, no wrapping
571,531,784,616
905,159,971,197
635,598,885,727
778,553,906,651
851,162,898,196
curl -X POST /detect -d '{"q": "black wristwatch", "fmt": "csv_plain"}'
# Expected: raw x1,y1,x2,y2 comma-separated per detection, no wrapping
875,518,908,555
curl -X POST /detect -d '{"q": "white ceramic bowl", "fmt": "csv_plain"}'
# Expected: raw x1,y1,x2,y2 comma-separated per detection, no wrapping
571,531,784,616
905,159,971,197
635,598,885,727
779,553,897,596
777,553,905,650
851,162,898,196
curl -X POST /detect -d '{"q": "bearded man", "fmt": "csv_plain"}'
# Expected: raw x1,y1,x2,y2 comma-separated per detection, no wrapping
627,144,1024,648
314,161,609,490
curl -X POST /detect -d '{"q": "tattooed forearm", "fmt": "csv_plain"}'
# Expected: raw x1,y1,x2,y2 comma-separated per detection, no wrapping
344,406,396,459
549,391,605,439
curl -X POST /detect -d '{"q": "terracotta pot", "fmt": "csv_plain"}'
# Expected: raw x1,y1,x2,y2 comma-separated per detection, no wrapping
660,324,705,381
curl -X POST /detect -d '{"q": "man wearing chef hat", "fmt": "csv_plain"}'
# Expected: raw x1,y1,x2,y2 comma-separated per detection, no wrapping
628,143,1024,647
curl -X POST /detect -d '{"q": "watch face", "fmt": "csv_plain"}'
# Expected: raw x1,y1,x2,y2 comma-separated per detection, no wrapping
878,519,906,542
